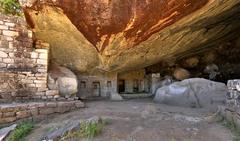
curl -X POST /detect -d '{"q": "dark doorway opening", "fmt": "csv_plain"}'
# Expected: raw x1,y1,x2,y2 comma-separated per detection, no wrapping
118,80,125,93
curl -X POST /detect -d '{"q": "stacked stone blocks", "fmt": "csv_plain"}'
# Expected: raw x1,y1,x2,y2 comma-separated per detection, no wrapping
226,79,240,106
0,101,84,125
0,14,59,101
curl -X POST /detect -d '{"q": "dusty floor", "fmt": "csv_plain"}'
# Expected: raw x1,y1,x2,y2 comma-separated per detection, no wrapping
26,99,233,141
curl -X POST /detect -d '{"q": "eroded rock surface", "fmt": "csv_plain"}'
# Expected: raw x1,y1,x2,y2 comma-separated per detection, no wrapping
20,0,240,73
48,64,78,97
154,78,227,108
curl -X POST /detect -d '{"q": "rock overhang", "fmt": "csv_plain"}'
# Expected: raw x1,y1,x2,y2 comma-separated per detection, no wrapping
19,0,240,74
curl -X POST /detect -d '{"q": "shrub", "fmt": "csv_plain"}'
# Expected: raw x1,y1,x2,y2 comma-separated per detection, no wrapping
8,121,34,141
0,0,22,16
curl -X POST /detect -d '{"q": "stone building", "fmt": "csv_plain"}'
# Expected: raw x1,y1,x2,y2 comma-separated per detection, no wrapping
77,69,152,99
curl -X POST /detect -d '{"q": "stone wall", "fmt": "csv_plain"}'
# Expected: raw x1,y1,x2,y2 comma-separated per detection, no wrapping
77,73,118,98
0,14,59,102
118,70,150,93
0,100,84,125
219,79,240,127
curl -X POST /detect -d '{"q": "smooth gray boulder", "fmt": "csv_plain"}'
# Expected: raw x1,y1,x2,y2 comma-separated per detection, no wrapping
48,64,78,97
0,124,17,141
154,78,227,108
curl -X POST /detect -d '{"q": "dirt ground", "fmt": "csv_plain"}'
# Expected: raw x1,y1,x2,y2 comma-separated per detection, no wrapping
26,99,233,141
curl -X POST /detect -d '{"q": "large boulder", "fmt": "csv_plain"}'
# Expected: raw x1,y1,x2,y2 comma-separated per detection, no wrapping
48,64,78,97
173,68,190,81
154,78,227,108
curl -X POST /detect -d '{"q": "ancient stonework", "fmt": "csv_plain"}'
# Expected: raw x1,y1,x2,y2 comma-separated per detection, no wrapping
0,101,84,125
0,14,59,102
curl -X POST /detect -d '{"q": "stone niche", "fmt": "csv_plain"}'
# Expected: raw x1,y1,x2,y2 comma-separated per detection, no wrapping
0,14,59,102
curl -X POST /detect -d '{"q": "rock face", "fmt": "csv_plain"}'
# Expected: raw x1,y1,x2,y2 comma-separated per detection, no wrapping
20,0,240,73
48,64,78,97
154,78,227,108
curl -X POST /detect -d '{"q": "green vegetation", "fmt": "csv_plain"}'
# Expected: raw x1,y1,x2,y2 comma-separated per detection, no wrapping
216,115,240,141
61,119,107,140
0,0,22,16
8,121,34,141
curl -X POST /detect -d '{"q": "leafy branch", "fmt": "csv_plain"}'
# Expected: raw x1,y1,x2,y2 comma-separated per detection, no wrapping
0,0,22,16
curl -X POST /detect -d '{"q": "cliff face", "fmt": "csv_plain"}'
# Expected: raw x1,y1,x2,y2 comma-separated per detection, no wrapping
21,0,240,73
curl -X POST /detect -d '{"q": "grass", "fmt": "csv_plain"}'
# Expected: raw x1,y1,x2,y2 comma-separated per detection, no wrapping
8,121,34,141
61,118,108,140
216,115,240,141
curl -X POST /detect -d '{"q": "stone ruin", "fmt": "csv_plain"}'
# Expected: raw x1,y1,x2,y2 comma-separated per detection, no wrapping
0,14,84,125
226,80,240,106
0,0,240,127
0,13,62,102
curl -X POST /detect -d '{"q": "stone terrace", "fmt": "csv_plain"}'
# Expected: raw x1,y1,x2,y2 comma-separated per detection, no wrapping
0,100,84,125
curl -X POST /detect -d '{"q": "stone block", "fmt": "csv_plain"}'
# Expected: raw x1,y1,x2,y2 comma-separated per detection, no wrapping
37,68,47,73
16,110,30,119
37,87,48,92
28,77,37,80
3,112,15,118
29,107,39,116
75,101,85,108
0,63,6,68
46,90,59,96
28,30,32,38
39,107,56,115
37,59,48,65
35,83,47,88
34,80,46,84
2,30,19,37
8,42,13,48
0,117,17,124
0,106,16,112
8,53,14,57
35,49,48,54
41,42,50,47
47,96,53,99
36,92,45,96
6,37,13,41
26,84,36,87
0,51,8,58
31,52,38,59
39,53,48,59
5,22,15,27
56,106,70,113
0,25,8,30
58,101,74,107
54,95,60,99
3,58,14,64
46,102,57,108
21,79,33,84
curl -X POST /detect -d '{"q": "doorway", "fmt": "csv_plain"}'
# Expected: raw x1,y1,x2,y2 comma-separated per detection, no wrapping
92,82,101,97
118,80,125,93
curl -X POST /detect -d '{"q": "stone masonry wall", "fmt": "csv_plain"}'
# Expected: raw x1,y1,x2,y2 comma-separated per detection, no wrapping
0,100,84,125
219,80,240,128
0,14,58,102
